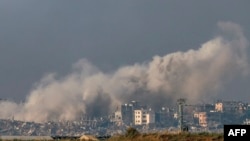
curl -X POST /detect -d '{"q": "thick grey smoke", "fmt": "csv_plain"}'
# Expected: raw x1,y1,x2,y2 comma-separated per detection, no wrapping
0,22,249,123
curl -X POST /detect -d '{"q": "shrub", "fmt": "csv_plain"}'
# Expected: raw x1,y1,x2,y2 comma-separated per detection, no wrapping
125,127,140,138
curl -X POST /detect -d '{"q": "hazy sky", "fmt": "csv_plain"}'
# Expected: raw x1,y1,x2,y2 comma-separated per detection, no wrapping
0,0,250,102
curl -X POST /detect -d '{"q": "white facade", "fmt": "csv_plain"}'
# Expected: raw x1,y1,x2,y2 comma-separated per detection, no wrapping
115,111,122,121
215,102,223,112
134,109,155,125
134,109,143,125
111,110,122,126
215,101,243,112
146,110,155,124
198,112,207,127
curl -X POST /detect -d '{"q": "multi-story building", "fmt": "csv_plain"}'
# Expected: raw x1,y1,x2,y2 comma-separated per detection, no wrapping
134,109,155,125
215,100,246,113
112,110,122,126
197,112,207,127
193,111,221,128
155,107,177,127
120,101,147,125
134,109,146,125
121,104,133,125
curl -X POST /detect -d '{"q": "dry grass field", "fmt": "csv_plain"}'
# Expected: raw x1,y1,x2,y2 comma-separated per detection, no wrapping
107,134,224,141
0,128,224,141
105,127,224,141
106,132,223,141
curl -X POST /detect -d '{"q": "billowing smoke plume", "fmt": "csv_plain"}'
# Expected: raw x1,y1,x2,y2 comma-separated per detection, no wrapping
0,22,249,122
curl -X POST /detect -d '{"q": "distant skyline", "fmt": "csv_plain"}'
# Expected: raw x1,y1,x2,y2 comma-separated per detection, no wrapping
1,0,250,103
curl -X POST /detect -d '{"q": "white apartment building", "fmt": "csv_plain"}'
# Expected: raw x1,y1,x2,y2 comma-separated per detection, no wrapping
194,112,208,127
198,112,207,127
134,109,155,125
215,101,243,112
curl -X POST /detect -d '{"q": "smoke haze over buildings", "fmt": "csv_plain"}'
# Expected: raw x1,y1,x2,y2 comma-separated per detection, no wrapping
0,22,249,123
